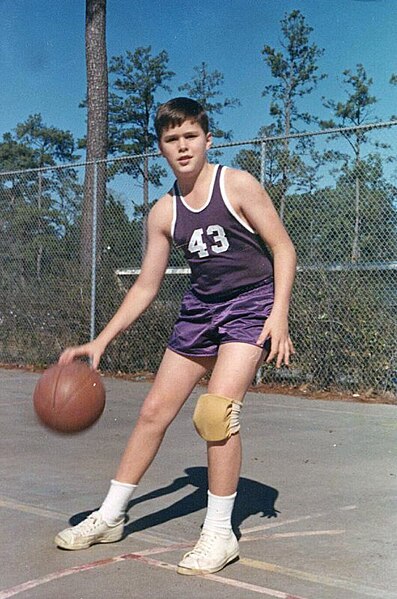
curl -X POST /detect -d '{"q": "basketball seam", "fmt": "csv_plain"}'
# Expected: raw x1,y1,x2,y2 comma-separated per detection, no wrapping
55,371,104,414
52,367,62,409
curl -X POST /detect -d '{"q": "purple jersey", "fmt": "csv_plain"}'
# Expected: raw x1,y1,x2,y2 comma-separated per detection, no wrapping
171,165,274,300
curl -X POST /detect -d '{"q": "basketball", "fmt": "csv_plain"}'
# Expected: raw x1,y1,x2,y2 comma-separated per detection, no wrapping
33,361,106,433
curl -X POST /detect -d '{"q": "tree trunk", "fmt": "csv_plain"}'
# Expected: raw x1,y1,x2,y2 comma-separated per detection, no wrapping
80,0,108,276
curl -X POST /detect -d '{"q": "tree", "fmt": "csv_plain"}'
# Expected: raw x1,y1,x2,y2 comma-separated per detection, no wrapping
15,114,77,165
0,132,36,172
0,115,80,281
178,62,240,142
261,10,326,219
108,46,174,251
321,64,379,262
109,47,174,157
389,73,397,119
81,0,108,275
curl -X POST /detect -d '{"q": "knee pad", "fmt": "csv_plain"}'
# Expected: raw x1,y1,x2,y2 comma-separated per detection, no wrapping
192,393,243,442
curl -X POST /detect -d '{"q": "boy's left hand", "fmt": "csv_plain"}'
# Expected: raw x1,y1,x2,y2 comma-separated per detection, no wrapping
256,313,295,368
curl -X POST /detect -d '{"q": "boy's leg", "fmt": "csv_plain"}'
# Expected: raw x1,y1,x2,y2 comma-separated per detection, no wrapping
55,349,213,550
178,342,264,575
115,348,213,483
206,342,264,494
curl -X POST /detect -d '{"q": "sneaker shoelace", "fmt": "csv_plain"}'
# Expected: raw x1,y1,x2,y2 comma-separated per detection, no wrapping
187,531,216,558
73,513,101,535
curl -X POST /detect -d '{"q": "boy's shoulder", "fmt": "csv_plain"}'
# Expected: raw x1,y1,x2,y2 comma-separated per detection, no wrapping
224,166,261,194
148,190,173,232
153,189,173,210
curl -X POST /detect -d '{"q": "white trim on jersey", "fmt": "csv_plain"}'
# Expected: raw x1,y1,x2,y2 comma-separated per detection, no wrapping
175,164,220,213
171,193,177,238
220,166,257,234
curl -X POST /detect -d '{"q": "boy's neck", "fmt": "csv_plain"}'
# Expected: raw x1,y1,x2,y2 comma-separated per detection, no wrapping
176,161,214,198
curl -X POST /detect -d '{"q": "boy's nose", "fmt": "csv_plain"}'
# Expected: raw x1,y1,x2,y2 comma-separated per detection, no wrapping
178,137,188,151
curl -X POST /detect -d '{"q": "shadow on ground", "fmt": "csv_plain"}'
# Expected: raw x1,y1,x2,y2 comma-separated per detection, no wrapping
70,466,279,540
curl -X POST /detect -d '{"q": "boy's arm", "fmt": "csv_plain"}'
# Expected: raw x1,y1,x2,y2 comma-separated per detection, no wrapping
225,169,297,367
59,196,173,368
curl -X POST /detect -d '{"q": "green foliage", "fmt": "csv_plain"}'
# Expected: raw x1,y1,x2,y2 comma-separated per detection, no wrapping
101,193,144,267
0,133,36,171
320,64,395,262
178,62,240,141
288,270,396,394
14,114,78,165
0,116,83,283
105,46,174,201
108,46,174,155
0,17,396,398
234,10,327,220
322,65,377,130
262,9,326,132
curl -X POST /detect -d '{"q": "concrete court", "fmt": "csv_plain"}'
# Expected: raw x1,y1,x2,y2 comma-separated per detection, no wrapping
0,367,396,599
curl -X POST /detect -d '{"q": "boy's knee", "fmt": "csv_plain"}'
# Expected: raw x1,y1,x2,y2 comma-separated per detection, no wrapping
193,393,243,442
138,398,170,430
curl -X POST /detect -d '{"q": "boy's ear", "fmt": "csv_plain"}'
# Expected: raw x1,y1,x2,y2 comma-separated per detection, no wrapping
206,132,213,149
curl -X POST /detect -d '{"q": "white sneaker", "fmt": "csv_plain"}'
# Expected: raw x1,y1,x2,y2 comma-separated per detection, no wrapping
55,511,124,550
177,529,239,575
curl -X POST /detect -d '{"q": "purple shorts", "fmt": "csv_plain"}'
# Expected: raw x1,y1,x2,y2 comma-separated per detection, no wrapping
168,281,274,358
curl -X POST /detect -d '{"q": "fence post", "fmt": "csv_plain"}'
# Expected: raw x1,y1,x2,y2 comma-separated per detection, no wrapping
260,139,267,188
89,160,98,342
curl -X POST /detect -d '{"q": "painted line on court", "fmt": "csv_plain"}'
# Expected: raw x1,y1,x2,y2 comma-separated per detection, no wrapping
0,542,195,599
0,549,308,599
239,558,397,599
0,555,128,599
0,499,384,599
241,529,345,542
240,505,357,535
0,497,68,521
129,555,308,598
241,514,319,534
0,523,388,599
0,495,189,546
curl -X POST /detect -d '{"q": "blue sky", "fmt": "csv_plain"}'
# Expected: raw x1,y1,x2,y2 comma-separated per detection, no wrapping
1,0,397,148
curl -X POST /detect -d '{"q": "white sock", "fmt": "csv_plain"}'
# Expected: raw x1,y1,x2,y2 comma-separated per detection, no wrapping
99,479,137,525
202,490,237,537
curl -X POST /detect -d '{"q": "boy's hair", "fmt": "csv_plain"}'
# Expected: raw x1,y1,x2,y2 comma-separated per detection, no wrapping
155,97,209,140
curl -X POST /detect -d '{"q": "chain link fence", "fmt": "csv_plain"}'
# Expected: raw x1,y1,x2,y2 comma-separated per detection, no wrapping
1,122,396,398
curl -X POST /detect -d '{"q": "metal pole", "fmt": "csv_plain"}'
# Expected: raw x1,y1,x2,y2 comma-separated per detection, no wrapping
260,140,266,188
89,161,98,342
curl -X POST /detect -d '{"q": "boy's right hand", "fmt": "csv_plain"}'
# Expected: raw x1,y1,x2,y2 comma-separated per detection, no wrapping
58,340,104,370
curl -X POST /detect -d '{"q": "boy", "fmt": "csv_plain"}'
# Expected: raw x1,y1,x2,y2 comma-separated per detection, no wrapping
55,97,296,575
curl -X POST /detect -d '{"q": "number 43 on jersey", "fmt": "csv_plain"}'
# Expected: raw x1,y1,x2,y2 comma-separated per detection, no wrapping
188,225,230,258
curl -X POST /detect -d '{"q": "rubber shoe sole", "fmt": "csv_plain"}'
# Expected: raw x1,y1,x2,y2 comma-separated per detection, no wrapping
55,520,124,550
177,547,239,575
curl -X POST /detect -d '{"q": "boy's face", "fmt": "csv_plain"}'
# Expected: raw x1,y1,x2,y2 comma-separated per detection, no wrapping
158,120,212,176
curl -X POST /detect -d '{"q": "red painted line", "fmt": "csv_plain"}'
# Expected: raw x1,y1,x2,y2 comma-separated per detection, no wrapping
0,548,309,599
0,544,190,599
126,554,308,598
0,556,124,599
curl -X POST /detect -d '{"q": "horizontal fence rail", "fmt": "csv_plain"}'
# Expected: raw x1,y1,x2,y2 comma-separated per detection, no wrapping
1,122,396,398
